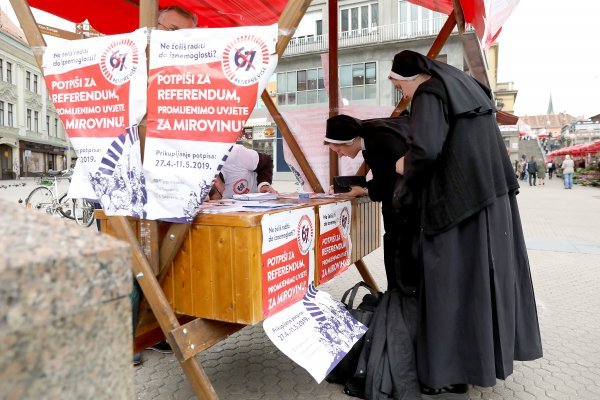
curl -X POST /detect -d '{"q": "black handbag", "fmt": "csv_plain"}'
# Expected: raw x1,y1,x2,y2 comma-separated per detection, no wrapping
333,175,367,193
325,281,380,386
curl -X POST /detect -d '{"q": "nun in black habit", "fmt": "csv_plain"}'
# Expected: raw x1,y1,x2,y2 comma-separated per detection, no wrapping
325,115,420,292
389,50,543,392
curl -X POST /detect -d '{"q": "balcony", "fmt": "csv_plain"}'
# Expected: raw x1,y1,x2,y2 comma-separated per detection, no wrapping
284,18,464,56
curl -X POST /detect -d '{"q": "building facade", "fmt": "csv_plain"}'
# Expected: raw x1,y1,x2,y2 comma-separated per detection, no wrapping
245,0,490,180
0,12,70,179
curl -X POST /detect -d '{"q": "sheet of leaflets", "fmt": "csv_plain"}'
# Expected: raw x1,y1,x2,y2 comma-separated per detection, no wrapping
263,285,367,383
144,24,278,222
42,29,148,217
261,208,315,318
317,201,352,284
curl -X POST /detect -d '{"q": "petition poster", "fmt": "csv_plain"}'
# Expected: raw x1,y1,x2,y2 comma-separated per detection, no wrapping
317,202,352,285
144,24,278,222
261,207,315,318
263,285,366,383
43,29,148,217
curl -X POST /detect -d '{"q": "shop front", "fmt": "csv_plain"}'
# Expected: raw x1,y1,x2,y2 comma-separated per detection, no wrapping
1,144,16,180
19,140,66,177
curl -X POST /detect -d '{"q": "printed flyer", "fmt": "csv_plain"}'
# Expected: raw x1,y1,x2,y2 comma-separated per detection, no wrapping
317,201,352,285
263,285,367,383
261,208,315,318
144,24,278,222
43,29,148,217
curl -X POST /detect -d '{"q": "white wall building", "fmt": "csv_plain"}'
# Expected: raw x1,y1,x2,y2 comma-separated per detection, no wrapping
0,11,71,179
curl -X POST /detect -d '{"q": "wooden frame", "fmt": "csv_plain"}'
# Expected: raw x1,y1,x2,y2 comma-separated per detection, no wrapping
9,0,473,397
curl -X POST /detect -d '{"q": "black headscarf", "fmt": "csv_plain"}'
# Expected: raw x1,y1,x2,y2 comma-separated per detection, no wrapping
391,50,494,117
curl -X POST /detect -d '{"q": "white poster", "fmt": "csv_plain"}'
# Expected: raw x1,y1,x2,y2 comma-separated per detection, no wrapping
144,24,278,222
317,201,352,285
43,29,148,217
261,207,315,318
263,285,367,383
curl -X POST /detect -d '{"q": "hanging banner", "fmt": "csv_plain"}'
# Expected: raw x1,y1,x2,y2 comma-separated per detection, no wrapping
317,202,352,285
261,207,315,318
144,24,278,222
263,285,367,383
43,29,148,218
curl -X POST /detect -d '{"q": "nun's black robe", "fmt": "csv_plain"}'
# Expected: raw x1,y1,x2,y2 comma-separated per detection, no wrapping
403,78,543,388
360,118,420,291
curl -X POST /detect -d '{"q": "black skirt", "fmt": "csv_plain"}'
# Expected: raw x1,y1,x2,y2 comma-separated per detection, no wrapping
416,192,543,388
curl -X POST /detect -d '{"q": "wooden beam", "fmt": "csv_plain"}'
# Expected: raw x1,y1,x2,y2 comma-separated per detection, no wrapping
9,0,46,67
273,0,313,57
328,0,340,182
110,216,218,400
354,259,379,292
451,0,466,35
168,319,245,362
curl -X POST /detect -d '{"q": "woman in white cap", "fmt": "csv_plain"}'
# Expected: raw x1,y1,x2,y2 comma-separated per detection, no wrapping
388,50,542,398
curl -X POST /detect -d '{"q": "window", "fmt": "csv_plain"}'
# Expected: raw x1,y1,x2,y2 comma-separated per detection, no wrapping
341,3,378,36
339,62,377,101
7,104,13,127
34,111,39,132
276,68,328,106
316,20,323,37
0,101,4,126
27,109,32,131
26,71,31,91
46,115,50,134
0,60,3,81
33,74,38,93
398,0,446,36
6,62,12,83
55,118,59,136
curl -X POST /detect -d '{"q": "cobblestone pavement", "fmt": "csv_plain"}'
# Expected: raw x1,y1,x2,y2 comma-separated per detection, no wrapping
131,176,600,399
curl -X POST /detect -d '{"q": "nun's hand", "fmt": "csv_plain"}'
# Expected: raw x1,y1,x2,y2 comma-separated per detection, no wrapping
396,157,405,175
345,186,368,198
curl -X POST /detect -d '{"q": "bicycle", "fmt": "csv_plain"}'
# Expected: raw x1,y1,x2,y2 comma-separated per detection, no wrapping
21,170,96,227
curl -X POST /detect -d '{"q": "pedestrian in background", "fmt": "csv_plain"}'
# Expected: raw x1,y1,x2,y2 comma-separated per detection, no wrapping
527,156,537,186
562,154,575,189
537,159,546,186
547,160,555,179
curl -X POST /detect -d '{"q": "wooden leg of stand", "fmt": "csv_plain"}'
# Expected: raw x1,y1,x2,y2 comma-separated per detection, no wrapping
111,216,218,400
354,259,380,292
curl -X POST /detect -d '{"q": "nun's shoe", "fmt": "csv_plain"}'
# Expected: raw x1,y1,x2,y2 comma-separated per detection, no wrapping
421,384,469,400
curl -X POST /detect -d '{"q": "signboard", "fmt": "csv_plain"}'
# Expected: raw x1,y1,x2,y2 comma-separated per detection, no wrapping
263,285,366,383
43,29,148,218
316,201,352,285
261,207,315,318
143,24,278,222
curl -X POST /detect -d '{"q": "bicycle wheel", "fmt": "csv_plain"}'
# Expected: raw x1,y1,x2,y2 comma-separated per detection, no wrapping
25,187,55,214
73,198,95,227
58,193,75,219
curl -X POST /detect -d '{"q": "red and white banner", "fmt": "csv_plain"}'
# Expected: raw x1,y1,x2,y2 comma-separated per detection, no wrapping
43,29,148,217
144,25,278,222
261,208,315,318
317,202,352,285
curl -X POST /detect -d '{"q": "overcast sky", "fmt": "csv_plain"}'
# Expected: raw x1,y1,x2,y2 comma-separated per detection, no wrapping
2,0,599,118
497,0,600,117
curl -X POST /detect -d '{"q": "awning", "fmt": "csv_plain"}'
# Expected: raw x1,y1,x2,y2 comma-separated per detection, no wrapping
26,0,518,49
244,118,273,128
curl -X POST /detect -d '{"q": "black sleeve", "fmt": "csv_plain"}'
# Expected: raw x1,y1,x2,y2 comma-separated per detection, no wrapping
403,91,449,189
366,131,408,203
255,152,274,184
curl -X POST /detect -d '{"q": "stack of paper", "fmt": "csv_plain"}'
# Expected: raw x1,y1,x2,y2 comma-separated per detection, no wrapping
232,192,279,201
